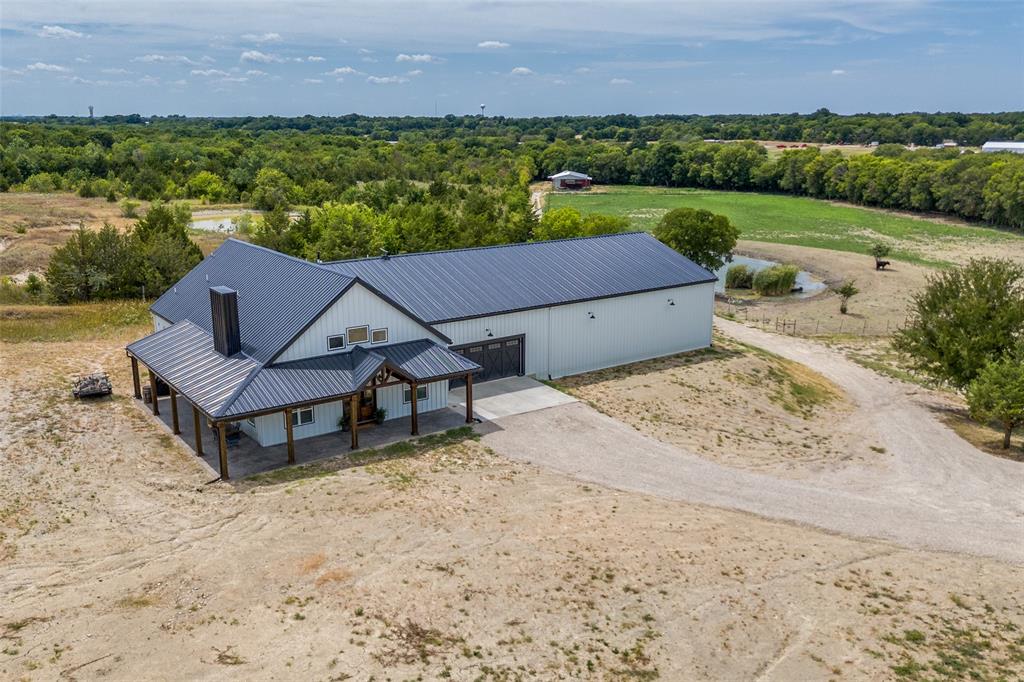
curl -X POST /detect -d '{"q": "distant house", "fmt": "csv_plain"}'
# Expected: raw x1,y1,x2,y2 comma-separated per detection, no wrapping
548,170,592,190
982,141,1024,154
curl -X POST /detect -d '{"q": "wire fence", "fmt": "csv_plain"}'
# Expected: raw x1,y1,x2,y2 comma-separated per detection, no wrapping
719,304,911,337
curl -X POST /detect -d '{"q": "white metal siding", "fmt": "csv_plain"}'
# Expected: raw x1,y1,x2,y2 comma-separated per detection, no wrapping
152,313,170,332
437,283,714,379
253,379,448,446
276,282,445,363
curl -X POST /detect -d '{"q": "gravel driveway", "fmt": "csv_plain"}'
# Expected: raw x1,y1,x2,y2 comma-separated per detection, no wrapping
482,319,1024,564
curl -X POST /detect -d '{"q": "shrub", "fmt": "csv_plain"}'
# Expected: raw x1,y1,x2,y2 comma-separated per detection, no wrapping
833,280,860,314
871,242,891,259
752,264,799,296
725,264,754,289
120,199,140,218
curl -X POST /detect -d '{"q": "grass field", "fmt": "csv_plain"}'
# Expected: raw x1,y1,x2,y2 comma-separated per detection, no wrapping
547,186,1022,266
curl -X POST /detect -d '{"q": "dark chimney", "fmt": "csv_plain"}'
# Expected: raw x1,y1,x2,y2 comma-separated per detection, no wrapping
210,286,241,356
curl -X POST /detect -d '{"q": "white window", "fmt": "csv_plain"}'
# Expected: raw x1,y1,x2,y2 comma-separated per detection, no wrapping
291,407,314,427
327,334,345,351
346,326,369,345
371,328,388,344
403,385,428,404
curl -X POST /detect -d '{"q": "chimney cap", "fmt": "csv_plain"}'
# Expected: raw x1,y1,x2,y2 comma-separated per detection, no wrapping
210,285,236,294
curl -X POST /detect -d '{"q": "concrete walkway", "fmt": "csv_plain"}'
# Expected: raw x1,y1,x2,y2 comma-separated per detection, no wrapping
449,375,576,420
481,320,1024,564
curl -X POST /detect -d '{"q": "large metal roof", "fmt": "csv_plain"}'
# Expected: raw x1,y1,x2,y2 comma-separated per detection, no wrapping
150,239,355,364
127,320,261,418
324,231,716,323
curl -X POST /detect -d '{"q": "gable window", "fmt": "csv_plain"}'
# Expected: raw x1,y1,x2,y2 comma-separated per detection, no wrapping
291,407,314,427
327,334,346,351
371,328,388,344
403,385,428,404
346,325,369,345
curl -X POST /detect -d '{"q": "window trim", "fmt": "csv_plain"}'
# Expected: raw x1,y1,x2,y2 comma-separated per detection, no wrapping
291,406,315,427
403,384,429,404
346,325,370,345
327,334,346,352
370,327,389,344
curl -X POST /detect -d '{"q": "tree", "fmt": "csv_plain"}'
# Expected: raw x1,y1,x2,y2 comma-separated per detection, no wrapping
534,207,584,241
186,171,228,202
833,280,859,314
870,242,891,260
966,356,1024,450
653,208,738,271
894,259,1024,389
250,167,295,210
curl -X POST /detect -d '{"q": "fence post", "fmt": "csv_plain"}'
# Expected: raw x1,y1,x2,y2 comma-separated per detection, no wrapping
839,318,844,333
863,319,868,334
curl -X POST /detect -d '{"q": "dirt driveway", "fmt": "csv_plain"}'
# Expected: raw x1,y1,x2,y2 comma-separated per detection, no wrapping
482,320,1024,564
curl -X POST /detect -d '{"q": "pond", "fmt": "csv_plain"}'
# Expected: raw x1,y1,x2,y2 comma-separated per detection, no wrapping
713,254,827,299
188,209,262,233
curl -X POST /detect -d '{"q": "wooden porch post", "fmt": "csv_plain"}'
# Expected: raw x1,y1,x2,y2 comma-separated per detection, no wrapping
410,382,419,436
169,388,180,434
350,394,359,450
192,404,204,457
465,372,474,423
130,356,141,399
217,422,229,480
148,370,160,416
284,408,295,464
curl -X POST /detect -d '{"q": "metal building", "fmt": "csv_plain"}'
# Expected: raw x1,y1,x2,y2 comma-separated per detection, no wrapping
547,170,593,190
126,232,715,479
981,141,1024,154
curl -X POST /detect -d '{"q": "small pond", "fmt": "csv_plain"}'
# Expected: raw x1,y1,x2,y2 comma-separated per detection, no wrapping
188,209,262,233
713,254,827,299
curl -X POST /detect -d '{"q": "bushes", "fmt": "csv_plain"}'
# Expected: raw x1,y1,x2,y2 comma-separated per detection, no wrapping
752,265,799,296
725,264,754,289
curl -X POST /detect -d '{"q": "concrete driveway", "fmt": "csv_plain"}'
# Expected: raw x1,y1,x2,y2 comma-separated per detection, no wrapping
449,375,576,420
480,322,1024,564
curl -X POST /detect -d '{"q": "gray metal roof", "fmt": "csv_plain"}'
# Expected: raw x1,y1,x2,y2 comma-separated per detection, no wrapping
324,231,716,323
374,339,481,382
126,320,260,417
150,239,355,364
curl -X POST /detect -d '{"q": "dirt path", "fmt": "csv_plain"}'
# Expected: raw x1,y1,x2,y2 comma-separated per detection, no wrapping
482,320,1024,564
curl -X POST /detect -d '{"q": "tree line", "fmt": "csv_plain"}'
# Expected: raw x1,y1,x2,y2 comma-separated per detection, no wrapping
3,115,1023,229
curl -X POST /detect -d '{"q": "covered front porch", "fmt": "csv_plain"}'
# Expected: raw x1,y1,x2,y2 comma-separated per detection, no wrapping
151,392,472,479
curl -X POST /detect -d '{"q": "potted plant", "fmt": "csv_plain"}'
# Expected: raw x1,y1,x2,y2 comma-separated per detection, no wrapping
374,407,387,425
338,414,350,432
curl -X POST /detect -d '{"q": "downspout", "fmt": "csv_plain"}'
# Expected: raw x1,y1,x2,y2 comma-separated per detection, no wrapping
546,306,552,380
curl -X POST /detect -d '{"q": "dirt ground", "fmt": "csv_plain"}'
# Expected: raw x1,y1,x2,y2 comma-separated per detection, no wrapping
0,193,235,280
556,336,863,479
3,331,1023,680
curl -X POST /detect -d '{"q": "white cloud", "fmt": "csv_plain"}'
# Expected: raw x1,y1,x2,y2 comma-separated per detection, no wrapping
74,56,90,63
101,68,131,75
221,76,248,83
240,50,285,64
609,78,633,85
831,68,847,75
303,78,323,84
169,79,187,87
133,54,201,66
138,75,160,86
477,40,510,49
406,69,423,76
191,68,230,77
26,62,70,72
325,66,361,76
38,25,86,39
367,75,408,84
358,48,373,54
361,56,379,63
246,69,268,77
396,53,443,63
510,66,534,76
574,67,592,74
241,32,282,44
306,55,325,62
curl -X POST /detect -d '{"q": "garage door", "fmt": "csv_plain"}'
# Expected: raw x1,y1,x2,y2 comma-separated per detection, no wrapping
450,335,524,387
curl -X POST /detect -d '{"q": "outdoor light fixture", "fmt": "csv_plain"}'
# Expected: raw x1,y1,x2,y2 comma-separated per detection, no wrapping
485,328,494,337
588,312,596,319
668,298,675,306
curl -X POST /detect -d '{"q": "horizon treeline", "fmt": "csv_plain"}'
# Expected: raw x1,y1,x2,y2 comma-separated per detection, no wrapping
2,110,1023,229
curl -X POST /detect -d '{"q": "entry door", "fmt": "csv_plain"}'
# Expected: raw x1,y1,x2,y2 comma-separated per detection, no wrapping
450,335,524,387
358,389,376,422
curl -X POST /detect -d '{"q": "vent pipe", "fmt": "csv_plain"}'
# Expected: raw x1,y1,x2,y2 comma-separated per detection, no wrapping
209,286,241,356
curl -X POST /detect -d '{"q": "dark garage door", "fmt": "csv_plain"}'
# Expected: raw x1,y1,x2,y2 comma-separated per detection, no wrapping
450,335,524,387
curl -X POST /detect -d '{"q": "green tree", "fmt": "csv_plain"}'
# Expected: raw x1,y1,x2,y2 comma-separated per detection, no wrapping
833,280,859,314
653,208,738,271
534,207,584,241
45,225,97,303
250,167,295,210
186,170,229,202
870,242,891,260
966,356,1024,450
252,206,300,255
894,259,1024,389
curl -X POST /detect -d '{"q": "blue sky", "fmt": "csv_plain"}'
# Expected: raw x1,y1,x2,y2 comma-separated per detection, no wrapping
2,1,1021,117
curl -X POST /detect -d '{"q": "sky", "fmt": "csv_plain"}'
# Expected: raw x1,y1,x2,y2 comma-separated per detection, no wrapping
1,1,1022,117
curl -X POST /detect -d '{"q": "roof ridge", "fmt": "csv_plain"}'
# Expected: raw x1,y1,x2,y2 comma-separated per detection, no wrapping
324,231,650,265
220,238,352,280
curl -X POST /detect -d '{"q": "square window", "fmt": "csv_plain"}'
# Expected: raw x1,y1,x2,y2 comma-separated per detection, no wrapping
291,407,314,427
327,334,345,351
346,326,369,345
371,328,388,344
403,385,428,403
